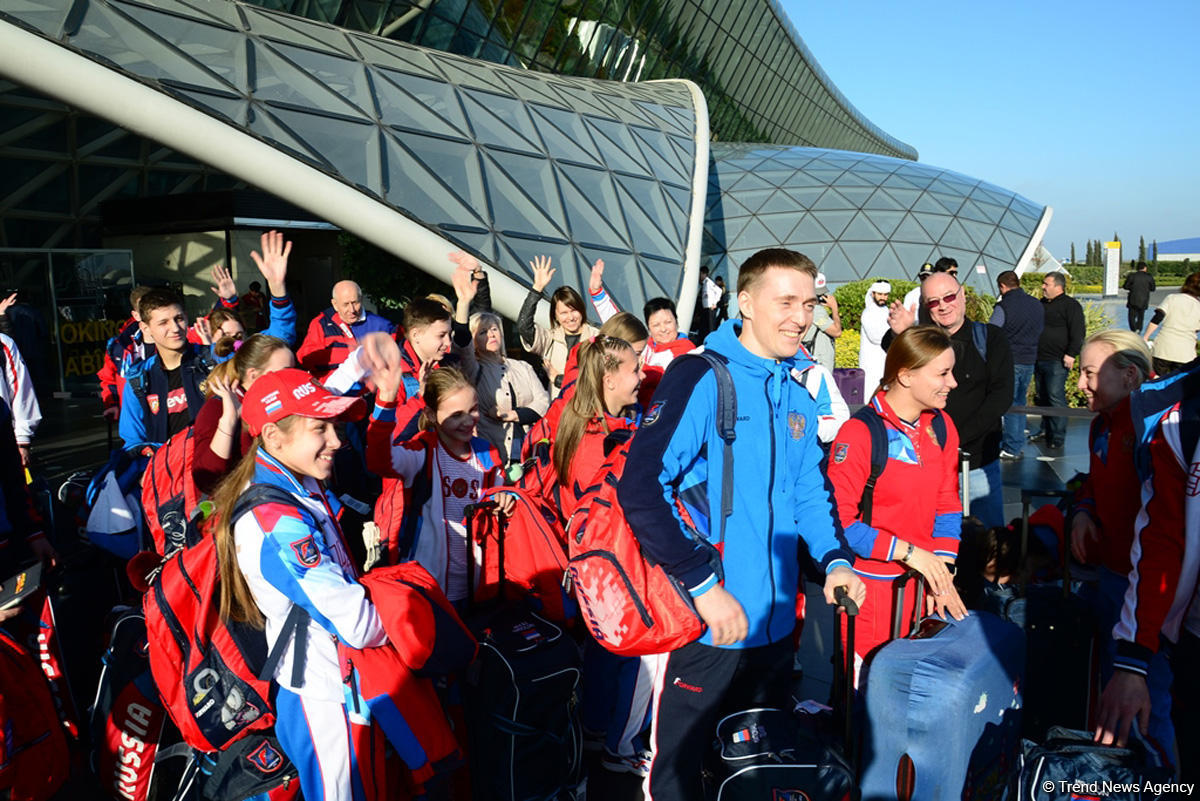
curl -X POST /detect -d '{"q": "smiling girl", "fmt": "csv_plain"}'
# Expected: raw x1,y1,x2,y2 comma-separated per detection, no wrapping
211,368,383,801
366,366,509,602
826,325,968,676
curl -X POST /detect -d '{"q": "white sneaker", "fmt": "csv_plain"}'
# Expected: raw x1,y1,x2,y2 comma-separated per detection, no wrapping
601,749,652,777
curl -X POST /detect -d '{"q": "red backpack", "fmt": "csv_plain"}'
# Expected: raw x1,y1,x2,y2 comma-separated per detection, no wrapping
0,628,69,801
466,485,576,622
564,351,735,657
143,484,310,753
141,427,201,555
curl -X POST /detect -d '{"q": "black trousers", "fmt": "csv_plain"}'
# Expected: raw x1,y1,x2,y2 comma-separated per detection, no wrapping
1172,630,1200,783
647,637,791,801
1128,305,1146,333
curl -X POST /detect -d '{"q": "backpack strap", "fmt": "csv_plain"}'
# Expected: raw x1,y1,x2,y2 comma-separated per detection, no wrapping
850,404,889,528
971,321,988,362
677,351,737,543
231,484,312,689
931,409,948,452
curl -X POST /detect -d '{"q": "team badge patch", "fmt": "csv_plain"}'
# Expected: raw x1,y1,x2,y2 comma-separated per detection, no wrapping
787,412,806,440
1188,462,1200,497
833,443,848,463
147,394,160,415
246,739,284,773
289,534,320,567
643,400,666,426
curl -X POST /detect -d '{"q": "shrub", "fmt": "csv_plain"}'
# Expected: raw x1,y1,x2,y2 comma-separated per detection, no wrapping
835,328,860,369
833,278,916,333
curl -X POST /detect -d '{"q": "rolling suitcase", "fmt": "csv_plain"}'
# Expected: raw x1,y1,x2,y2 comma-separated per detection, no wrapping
860,574,1025,801
461,500,583,801
709,588,858,801
832,367,865,406
1016,727,1171,801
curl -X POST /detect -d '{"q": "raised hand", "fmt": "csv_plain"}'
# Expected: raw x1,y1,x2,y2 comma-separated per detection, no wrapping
210,264,236,301
887,299,915,334
0,292,17,316
588,259,605,294
530,255,555,293
208,372,242,414
249,230,291,297
374,359,402,403
192,316,213,346
360,332,401,379
449,252,480,305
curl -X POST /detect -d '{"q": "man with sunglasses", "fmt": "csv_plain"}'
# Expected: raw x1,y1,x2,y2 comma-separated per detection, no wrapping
886,270,1013,527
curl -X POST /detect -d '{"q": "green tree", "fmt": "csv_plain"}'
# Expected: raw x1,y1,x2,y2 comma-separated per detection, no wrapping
1114,232,1121,265
1070,242,1076,264
1153,239,1159,268
1138,235,1146,262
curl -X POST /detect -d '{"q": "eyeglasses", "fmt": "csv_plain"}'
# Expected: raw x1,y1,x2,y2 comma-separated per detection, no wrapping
925,291,959,310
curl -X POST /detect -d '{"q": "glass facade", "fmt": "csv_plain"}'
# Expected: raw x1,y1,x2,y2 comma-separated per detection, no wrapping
705,144,1048,292
244,0,917,159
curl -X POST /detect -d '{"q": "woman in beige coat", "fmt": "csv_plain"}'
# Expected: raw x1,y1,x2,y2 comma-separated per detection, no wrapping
517,255,600,396
464,312,551,462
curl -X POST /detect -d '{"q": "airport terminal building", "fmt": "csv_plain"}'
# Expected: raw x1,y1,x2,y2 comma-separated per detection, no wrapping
0,0,1050,393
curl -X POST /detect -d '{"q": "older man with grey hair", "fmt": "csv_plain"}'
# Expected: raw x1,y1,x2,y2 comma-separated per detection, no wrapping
296,279,395,380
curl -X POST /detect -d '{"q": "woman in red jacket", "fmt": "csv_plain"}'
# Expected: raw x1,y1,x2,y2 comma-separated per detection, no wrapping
826,326,968,678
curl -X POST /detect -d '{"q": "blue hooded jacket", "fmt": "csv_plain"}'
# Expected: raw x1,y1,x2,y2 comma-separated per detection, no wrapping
617,319,852,649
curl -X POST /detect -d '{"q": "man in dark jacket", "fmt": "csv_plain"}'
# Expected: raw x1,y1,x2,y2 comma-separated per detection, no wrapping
1033,272,1085,449
1123,261,1156,333
990,270,1044,458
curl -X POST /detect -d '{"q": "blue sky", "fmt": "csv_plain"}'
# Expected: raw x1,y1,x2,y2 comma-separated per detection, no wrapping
782,0,1199,261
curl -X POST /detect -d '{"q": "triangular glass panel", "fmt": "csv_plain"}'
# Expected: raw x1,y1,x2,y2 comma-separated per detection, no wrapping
805,168,845,186
781,186,827,210
928,177,969,198
955,199,991,224
728,217,783,252
881,186,922,208
239,6,355,57
551,83,628,120
811,189,855,211
720,153,771,172
527,105,605,169
1010,197,1043,222
437,228,498,268
728,172,777,193
910,212,951,241
833,186,876,207
583,117,652,175
810,210,856,239
249,106,339,168
72,5,232,91
780,170,827,189
999,209,1034,235
817,243,852,281
3,4,72,38
630,126,690,186
663,185,692,241
728,188,776,214
873,244,903,278
460,89,542,153
381,135,485,227
983,230,1015,263
482,149,569,237
758,190,803,216
882,173,922,191
786,214,833,245
558,162,633,249
848,169,892,186
118,2,244,92
757,212,805,244
251,41,368,117
936,172,976,195
861,210,905,239
959,219,997,251
613,177,683,259
1001,228,1032,259
937,219,978,251
890,213,934,244
371,72,467,141
892,166,935,189
924,191,963,215
971,199,1006,224
632,99,690,133
497,72,578,111
177,88,249,126
890,242,937,275
756,169,800,188
270,106,379,188
840,212,884,242
830,171,875,188
356,37,441,79
911,193,953,215
387,131,483,214
972,184,1016,207
862,189,907,211
430,56,512,97
841,242,886,274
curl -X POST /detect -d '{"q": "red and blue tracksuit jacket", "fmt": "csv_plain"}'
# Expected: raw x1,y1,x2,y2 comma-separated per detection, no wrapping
98,318,152,412
297,309,394,380
616,320,853,650
1072,395,1142,576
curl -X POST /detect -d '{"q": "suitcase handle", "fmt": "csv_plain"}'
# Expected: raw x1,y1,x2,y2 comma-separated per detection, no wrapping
890,569,927,641
464,501,507,609
832,585,858,767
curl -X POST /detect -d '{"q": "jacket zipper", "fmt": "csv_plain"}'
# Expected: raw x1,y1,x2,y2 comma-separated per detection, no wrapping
763,378,777,639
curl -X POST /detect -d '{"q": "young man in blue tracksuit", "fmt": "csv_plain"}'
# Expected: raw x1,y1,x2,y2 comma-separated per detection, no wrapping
618,248,866,801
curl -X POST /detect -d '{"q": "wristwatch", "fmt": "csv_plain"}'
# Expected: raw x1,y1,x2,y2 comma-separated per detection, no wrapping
900,542,914,564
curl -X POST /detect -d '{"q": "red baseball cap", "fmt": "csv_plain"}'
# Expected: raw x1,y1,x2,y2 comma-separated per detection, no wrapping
242,368,366,436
